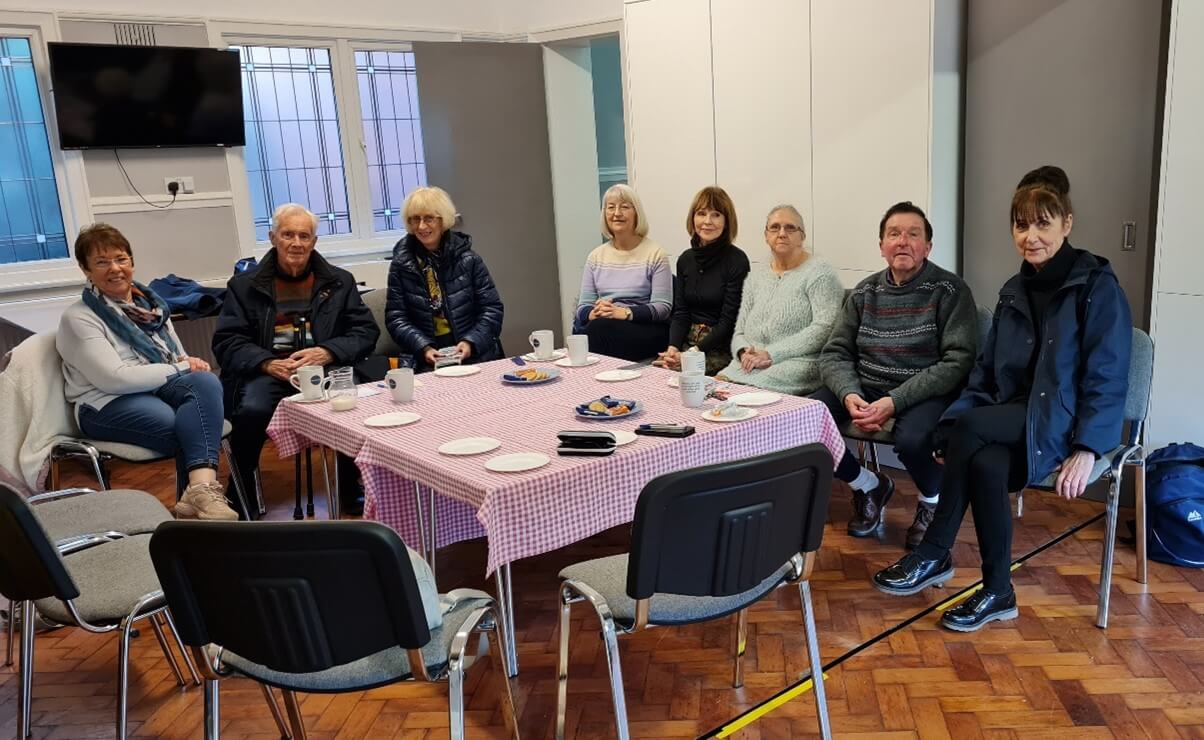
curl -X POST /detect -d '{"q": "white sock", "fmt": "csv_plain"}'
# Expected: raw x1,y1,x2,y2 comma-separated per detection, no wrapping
918,493,939,505
851,466,878,492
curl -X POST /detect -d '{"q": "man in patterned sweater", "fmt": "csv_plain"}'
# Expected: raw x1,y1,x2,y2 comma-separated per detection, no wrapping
813,202,978,549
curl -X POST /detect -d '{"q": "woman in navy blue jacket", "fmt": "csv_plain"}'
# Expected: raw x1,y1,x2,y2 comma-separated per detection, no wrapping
386,187,504,370
873,166,1132,631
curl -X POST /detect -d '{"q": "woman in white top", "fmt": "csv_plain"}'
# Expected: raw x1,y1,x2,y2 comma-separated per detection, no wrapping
57,223,236,520
716,205,844,395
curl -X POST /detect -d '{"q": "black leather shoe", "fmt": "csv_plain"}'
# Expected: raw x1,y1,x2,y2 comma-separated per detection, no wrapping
873,551,954,595
848,472,896,537
941,588,1018,632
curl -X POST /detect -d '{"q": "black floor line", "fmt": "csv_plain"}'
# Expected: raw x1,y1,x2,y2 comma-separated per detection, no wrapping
696,511,1106,739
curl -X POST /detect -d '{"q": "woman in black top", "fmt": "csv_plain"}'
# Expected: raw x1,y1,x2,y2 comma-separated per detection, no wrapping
872,166,1132,632
657,185,750,375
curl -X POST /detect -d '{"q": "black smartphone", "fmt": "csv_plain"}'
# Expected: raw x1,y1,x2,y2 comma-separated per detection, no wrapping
634,424,695,438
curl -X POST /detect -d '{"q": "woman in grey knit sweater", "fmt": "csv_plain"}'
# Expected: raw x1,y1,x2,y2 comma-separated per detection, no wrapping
717,205,844,395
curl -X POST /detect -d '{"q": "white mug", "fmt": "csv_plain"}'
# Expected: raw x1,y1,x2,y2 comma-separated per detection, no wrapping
679,372,716,408
386,367,415,403
681,348,706,375
566,335,590,365
528,329,555,360
289,365,332,400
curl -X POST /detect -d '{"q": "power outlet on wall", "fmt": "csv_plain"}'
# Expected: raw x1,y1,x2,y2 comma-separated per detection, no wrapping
164,176,195,195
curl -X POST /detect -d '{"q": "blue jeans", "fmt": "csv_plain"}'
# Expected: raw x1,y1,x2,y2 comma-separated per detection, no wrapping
78,371,225,473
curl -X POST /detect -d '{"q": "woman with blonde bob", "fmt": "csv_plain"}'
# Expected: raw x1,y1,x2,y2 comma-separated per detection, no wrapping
385,186,504,369
573,184,673,361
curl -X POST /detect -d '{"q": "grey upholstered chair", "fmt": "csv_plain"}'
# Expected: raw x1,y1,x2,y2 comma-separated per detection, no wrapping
1015,327,1154,628
0,481,198,739
149,520,519,740
556,444,835,740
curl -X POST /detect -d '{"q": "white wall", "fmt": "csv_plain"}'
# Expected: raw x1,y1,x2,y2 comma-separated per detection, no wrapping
1148,0,1204,448
508,0,621,37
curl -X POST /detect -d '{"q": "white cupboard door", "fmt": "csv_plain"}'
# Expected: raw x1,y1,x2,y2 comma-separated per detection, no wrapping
711,0,812,265
624,0,716,259
810,0,934,280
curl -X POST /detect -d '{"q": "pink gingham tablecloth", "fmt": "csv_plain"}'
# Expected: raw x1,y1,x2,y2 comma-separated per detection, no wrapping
327,355,845,575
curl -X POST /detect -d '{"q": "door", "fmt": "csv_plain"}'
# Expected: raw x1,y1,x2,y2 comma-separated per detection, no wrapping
962,0,1166,326
412,42,561,354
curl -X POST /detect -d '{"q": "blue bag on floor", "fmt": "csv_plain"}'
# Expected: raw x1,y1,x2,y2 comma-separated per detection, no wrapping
1145,442,1204,567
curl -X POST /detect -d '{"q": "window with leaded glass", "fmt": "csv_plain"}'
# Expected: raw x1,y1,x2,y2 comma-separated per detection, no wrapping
355,50,427,233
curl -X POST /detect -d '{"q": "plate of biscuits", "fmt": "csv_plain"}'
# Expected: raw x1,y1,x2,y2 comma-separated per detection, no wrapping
575,395,642,420
502,366,562,385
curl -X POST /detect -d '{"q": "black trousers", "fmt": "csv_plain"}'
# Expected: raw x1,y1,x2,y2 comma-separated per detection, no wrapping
810,386,954,500
916,403,1029,593
225,374,361,518
581,318,669,363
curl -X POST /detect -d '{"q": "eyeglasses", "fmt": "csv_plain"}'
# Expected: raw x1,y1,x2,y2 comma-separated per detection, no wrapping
766,224,803,235
406,214,442,226
604,203,634,214
92,256,132,270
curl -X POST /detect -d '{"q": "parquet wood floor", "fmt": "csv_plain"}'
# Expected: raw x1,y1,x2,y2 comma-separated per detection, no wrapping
1,445,1197,739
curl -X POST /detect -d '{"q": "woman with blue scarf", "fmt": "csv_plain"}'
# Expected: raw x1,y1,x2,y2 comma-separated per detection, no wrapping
56,224,237,520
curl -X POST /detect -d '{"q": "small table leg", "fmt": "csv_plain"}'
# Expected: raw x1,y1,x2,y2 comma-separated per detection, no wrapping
292,453,303,520
494,563,519,676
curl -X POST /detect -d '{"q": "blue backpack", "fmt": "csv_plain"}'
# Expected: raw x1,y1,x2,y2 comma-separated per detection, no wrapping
1145,443,1204,568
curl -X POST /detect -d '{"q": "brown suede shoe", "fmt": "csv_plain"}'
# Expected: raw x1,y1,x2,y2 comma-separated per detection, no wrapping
906,500,937,550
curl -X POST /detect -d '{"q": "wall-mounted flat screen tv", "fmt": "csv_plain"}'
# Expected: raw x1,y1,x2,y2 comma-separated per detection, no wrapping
48,42,245,149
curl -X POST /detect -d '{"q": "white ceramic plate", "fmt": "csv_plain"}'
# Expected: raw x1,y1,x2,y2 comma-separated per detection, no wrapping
611,430,638,446
438,437,502,456
595,369,642,382
701,406,759,423
485,452,551,473
433,365,482,377
286,393,327,404
729,391,782,407
363,411,421,428
554,355,601,367
521,348,567,362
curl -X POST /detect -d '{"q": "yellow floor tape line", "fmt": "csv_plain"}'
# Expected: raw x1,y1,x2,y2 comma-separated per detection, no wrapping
934,561,1023,612
715,673,830,737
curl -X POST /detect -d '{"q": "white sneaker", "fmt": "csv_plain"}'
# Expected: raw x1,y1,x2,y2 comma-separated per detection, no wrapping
175,481,239,521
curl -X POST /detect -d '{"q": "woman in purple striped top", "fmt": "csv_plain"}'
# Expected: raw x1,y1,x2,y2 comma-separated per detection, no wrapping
573,184,673,362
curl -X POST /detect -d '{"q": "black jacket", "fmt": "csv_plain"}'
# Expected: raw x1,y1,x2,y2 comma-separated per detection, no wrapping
942,245,1131,484
668,240,750,352
212,248,380,381
386,230,504,366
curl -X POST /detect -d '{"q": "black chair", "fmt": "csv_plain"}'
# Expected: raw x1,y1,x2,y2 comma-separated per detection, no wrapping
556,444,835,740
149,520,518,740
0,482,196,739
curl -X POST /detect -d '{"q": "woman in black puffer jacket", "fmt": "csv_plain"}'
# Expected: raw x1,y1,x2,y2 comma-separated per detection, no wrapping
385,187,504,370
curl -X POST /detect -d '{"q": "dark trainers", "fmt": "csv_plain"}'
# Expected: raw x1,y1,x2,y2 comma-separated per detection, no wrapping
941,588,1018,632
847,472,895,537
906,500,937,550
873,551,954,595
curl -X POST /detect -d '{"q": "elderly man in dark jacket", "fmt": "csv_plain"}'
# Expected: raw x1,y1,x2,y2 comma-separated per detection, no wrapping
387,186,504,369
213,203,379,515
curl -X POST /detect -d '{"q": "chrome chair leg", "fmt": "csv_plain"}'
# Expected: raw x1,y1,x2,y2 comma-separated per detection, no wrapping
319,448,335,519
428,487,439,584
486,623,520,739
867,441,881,473
281,690,308,740
798,580,831,740
494,563,519,676
18,600,34,738
556,584,575,739
89,450,109,491
598,611,630,740
160,610,201,686
258,683,292,740
328,450,340,521
1096,473,1122,629
222,438,254,521
1016,489,1025,518
203,678,221,740
5,597,14,667
447,641,467,740
252,466,267,517
732,608,749,688
1135,458,1148,585
117,617,136,738
149,613,187,687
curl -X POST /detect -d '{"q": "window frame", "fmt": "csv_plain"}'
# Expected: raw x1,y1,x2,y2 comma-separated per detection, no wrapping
209,21,455,260
0,11,92,294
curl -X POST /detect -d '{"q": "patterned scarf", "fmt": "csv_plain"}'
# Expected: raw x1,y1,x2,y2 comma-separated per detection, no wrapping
81,280,182,364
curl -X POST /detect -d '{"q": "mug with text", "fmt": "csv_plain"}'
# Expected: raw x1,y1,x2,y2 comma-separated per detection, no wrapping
289,365,332,400
528,329,555,360
679,372,716,408
386,367,415,403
